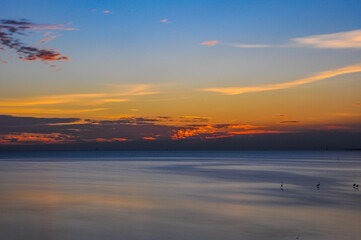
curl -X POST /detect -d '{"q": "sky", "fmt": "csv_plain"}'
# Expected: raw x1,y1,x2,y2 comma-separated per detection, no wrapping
0,0,360,149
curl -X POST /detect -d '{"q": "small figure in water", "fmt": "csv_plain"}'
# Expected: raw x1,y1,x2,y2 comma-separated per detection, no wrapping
281,181,283,190
316,182,320,188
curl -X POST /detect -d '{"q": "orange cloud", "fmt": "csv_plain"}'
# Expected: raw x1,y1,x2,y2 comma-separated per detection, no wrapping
143,137,156,140
100,98,129,103
21,49,69,61
203,63,361,95
200,40,218,47
0,84,159,109
171,123,271,140
273,115,288,118
161,19,169,23
172,129,205,139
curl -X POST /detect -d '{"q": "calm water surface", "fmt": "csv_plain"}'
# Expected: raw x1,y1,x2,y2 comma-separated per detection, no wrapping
0,151,360,240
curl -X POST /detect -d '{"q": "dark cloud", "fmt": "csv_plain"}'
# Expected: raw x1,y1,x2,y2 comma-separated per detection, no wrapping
279,121,301,124
0,115,80,132
0,115,175,144
0,115,360,150
98,117,162,125
0,19,72,62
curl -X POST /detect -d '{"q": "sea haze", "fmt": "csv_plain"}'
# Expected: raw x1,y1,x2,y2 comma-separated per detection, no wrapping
0,151,360,240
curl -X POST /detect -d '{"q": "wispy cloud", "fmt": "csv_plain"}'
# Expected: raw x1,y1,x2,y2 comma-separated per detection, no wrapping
202,63,361,95
0,19,76,62
293,29,361,49
0,84,159,108
30,24,78,31
200,40,218,47
161,19,170,24
106,84,159,96
231,29,361,49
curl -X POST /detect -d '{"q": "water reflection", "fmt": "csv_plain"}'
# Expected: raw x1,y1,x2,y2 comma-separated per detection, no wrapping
0,151,360,240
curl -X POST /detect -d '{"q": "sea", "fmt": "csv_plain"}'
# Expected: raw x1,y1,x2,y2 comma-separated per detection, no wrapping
0,151,360,240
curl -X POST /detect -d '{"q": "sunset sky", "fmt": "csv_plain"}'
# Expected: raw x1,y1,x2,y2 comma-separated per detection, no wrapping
0,0,360,149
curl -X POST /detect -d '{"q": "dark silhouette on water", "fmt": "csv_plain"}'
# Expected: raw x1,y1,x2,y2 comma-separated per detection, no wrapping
281,181,283,190
316,182,320,188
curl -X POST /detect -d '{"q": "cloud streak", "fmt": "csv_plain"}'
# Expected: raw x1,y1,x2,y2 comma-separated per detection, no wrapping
293,29,361,49
279,121,300,124
0,84,159,112
231,29,361,49
37,34,60,44
202,63,361,95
